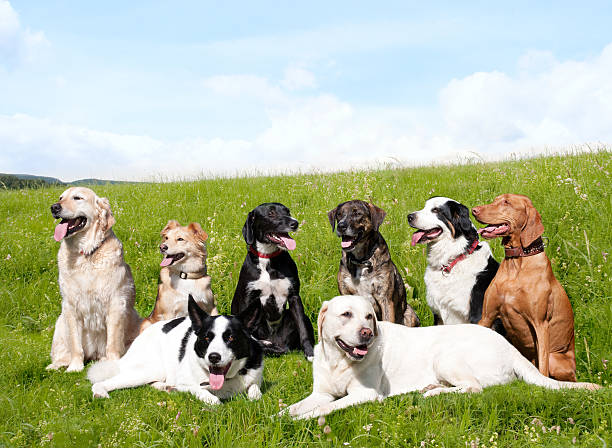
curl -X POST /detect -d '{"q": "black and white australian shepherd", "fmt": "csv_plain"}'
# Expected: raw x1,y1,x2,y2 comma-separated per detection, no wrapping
88,296,263,405
408,197,503,332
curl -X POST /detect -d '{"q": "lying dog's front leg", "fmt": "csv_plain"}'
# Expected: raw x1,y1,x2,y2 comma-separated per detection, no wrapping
174,383,222,405
287,295,315,360
293,388,381,420
280,392,335,419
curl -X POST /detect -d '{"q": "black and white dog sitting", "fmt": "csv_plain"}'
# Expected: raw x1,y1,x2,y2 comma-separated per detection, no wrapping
88,296,263,405
231,203,315,360
408,197,503,332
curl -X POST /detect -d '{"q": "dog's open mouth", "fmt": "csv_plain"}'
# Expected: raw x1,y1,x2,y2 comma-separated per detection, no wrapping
160,252,185,267
411,227,442,246
208,362,232,390
266,233,296,250
54,217,87,242
335,337,369,360
340,231,362,250
477,223,510,239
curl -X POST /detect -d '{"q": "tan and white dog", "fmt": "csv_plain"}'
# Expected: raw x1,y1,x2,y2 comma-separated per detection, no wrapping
140,220,217,333
283,295,599,419
47,187,141,372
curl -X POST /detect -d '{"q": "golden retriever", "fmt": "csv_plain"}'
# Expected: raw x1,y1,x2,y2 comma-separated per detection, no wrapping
47,187,141,372
139,220,217,333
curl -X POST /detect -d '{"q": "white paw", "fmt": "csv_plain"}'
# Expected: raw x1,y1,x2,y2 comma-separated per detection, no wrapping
66,360,84,372
46,363,63,371
197,392,222,405
247,384,262,401
92,383,109,398
306,356,314,362
423,388,442,398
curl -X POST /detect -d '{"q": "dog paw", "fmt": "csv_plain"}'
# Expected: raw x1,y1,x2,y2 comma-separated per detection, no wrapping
66,361,84,372
197,392,222,405
247,384,262,401
423,388,443,398
46,363,63,371
306,356,314,362
92,383,109,398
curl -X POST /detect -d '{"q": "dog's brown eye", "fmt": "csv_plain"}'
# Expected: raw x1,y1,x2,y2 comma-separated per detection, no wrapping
73,196,82,201
431,207,439,213
366,314,373,320
204,337,210,342
228,335,234,342
341,311,352,318
177,237,184,241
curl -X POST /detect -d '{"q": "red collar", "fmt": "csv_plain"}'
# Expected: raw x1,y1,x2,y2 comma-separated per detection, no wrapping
441,238,480,274
248,245,282,259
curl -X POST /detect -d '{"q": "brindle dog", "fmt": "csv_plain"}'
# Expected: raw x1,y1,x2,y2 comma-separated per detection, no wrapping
328,200,420,326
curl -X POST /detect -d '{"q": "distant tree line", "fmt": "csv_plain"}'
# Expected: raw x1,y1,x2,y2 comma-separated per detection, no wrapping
0,174,64,190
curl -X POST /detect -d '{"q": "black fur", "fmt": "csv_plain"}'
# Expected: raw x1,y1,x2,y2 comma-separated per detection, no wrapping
178,327,193,362
232,203,315,359
162,316,186,333
434,200,478,248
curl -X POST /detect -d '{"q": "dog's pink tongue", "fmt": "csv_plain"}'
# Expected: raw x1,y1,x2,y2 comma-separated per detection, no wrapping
341,240,353,248
54,222,68,242
281,236,296,250
478,226,497,235
353,347,368,356
160,256,173,267
411,231,425,246
209,372,225,390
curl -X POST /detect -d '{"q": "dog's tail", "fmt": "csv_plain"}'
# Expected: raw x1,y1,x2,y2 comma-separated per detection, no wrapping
511,351,600,391
87,360,120,384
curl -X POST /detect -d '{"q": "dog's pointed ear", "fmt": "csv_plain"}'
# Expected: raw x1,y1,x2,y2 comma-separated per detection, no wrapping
367,203,386,231
161,220,180,236
327,207,338,231
95,197,115,233
242,211,255,245
317,301,329,339
188,294,208,332
521,200,544,248
188,222,208,243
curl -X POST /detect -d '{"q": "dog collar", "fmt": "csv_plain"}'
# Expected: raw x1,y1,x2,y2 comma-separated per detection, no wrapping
441,238,480,274
248,245,282,259
504,237,545,258
179,267,207,280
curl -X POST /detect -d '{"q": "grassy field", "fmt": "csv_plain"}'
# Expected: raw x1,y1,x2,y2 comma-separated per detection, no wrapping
0,151,610,447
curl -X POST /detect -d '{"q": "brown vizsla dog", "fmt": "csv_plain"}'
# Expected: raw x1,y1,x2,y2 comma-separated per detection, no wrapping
472,194,577,381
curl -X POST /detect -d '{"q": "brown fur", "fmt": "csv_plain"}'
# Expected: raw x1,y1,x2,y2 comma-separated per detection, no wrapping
328,200,420,327
473,194,577,381
140,220,217,333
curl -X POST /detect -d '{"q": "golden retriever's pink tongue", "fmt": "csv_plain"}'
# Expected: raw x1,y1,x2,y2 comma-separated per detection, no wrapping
353,346,368,356
54,222,68,242
411,231,425,246
209,372,225,390
281,236,296,251
160,256,173,267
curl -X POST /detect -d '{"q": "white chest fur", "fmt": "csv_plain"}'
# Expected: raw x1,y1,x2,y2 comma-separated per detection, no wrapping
247,258,291,314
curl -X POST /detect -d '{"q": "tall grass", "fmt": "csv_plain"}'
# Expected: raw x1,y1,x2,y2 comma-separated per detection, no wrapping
0,151,610,447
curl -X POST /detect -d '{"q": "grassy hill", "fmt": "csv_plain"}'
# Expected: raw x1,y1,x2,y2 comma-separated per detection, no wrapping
0,151,610,447
0,173,136,189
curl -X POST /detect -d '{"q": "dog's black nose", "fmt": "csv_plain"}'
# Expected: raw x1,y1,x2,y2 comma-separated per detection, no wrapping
159,244,168,253
407,213,415,223
208,352,221,364
289,219,298,231
337,221,347,232
51,203,61,216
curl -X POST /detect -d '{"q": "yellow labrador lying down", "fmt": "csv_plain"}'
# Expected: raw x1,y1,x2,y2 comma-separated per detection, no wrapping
283,295,600,419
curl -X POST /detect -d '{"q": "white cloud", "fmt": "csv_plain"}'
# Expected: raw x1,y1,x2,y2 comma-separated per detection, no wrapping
0,0,49,67
2,44,611,181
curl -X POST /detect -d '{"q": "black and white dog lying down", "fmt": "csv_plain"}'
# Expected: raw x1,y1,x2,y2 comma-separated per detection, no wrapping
88,296,263,404
283,295,599,419
231,203,315,360
408,197,503,332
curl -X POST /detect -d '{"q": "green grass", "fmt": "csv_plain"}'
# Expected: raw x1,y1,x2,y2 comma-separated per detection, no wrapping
0,151,610,447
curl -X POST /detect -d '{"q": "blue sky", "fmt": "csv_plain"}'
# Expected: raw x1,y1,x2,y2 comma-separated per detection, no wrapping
1,1,611,180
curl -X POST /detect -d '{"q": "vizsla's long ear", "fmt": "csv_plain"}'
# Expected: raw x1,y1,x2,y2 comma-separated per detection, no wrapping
161,220,180,236
95,197,115,233
521,201,544,247
188,222,208,243
327,208,338,231
317,301,329,339
367,203,386,231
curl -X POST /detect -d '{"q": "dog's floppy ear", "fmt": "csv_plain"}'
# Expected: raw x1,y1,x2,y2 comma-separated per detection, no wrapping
317,301,329,339
520,200,544,248
95,196,115,233
367,203,386,231
188,222,208,243
327,207,338,231
242,211,255,245
449,201,476,238
161,220,180,236
188,294,209,333
372,315,378,337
